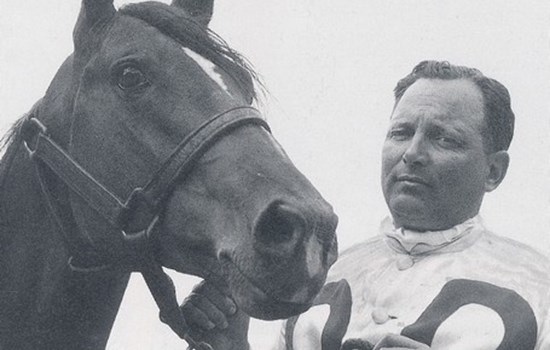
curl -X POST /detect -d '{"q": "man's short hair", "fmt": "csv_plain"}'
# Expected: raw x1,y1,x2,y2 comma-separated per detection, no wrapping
394,60,515,153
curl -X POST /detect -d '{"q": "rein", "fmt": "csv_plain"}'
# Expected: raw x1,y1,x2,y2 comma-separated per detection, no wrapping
21,105,270,349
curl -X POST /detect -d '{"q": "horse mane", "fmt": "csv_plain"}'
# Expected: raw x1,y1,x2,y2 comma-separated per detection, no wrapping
119,1,265,104
0,117,25,216
0,117,25,154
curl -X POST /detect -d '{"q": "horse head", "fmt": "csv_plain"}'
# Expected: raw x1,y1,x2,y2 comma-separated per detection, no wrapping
33,0,338,325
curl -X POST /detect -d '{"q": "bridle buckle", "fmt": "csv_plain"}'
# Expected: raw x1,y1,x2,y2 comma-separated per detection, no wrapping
118,187,158,235
22,117,48,157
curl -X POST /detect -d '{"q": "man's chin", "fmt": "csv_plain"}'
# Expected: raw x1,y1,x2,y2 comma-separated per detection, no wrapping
390,195,428,212
389,198,434,229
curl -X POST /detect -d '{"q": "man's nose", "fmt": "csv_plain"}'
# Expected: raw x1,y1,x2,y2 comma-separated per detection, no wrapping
402,134,429,166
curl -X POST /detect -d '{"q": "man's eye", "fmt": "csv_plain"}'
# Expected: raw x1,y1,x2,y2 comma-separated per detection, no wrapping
388,129,412,140
117,66,150,91
435,136,460,147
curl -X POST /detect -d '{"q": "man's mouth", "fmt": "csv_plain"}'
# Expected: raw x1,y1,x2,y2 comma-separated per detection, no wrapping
397,174,430,186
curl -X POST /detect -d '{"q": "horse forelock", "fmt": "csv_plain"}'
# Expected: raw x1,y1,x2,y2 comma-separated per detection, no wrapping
118,1,265,104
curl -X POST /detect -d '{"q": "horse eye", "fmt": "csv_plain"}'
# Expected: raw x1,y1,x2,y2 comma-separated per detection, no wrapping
117,66,149,91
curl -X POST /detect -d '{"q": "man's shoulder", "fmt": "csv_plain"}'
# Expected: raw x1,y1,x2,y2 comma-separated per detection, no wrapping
478,230,550,263
475,230,550,287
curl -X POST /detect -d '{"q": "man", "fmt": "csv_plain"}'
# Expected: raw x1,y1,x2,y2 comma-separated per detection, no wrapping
182,61,550,349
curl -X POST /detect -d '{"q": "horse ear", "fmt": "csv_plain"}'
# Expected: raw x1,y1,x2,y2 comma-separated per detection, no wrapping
172,0,214,27
79,0,116,27
73,0,116,68
74,0,116,43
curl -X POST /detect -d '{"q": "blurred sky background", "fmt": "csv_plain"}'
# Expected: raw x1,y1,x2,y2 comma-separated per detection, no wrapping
1,0,549,348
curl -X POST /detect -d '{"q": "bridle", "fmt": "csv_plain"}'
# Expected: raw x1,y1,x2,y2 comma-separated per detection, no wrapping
21,105,270,349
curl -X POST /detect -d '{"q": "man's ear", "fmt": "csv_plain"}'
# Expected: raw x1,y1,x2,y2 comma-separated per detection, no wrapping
485,150,509,192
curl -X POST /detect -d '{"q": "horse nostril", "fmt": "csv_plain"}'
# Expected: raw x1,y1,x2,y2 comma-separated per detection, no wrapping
254,202,305,248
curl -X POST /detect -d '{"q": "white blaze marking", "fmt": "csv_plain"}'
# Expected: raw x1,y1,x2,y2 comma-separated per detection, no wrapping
288,236,324,304
182,47,230,93
306,235,323,278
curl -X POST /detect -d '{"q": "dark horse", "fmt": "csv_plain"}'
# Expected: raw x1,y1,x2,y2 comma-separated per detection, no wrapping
0,1,338,349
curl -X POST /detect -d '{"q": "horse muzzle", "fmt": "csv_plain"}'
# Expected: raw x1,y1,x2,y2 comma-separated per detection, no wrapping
219,199,338,319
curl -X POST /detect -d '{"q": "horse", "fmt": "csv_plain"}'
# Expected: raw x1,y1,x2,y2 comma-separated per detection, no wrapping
0,1,338,349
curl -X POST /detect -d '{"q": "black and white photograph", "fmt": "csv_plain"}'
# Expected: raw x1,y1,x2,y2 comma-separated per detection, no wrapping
1,0,549,349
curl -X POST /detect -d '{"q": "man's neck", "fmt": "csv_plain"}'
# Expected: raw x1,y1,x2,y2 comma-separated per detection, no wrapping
382,215,484,255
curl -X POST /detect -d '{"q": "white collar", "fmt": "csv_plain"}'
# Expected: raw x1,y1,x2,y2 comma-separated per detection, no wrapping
381,215,484,255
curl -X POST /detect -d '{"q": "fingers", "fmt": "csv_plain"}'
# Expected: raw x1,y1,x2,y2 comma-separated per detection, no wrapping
192,280,237,317
180,280,237,331
373,334,430,350
181,295,225,330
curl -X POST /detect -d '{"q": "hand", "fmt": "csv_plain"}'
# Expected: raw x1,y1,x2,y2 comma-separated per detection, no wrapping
373,334,430,350
180,280,250,350
181,280,237,332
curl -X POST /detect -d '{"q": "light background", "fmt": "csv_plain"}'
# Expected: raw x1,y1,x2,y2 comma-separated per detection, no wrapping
1,1,549,348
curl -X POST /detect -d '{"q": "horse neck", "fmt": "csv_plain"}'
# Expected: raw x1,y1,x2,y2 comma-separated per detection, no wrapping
0,118,130,349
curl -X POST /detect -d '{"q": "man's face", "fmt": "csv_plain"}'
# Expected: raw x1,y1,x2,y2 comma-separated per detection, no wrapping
381,78,491,231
